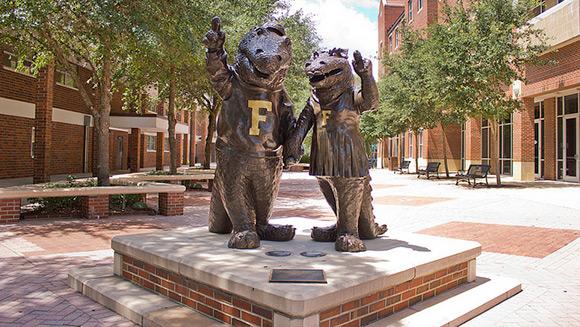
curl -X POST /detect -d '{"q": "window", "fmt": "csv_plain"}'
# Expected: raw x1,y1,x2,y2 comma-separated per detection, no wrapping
418,0,423,11
31,127,35,159
499,116,513,176
408,132,413,157
55,68,78,89
481,118,512,175
481,119,490,166
532,1,546,16
460,123,466,171
408,0,413,21
388,33,393,53
534,102,545,177
146,135,156,151
395,28,400,49
164,137,170,152
556,94,579,179
418,130,424,159
2,51,33,75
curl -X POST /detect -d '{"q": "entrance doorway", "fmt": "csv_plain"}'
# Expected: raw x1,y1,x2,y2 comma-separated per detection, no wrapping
557,94,579,182
534,102,544,179
564,116,578,181
115,136,124,171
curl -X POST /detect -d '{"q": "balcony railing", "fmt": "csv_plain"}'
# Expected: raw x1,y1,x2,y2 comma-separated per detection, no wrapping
529,0,580,48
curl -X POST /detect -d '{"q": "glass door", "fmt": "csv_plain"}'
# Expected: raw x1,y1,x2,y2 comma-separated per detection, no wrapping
563,116,579,181
534,102,544,179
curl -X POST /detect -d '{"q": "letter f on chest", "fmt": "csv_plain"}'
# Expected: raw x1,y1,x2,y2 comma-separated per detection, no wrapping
247,100,272,136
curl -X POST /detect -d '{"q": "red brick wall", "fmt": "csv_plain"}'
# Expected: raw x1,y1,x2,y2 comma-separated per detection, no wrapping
513,98,535,162
0,114,34,179
109,131,129,172
543,98,556,180
52,67,93,114
427,124,461,159
524,41,580,97
407,0,439,31
465,118,482,161
50,122,92,176
0,58,36,104
142,134,157,168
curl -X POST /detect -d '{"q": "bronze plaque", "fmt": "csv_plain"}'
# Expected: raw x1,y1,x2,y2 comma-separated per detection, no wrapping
269,269,327,284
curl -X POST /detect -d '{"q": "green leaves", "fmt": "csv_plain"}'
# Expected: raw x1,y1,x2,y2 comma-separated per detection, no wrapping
361,0,547,142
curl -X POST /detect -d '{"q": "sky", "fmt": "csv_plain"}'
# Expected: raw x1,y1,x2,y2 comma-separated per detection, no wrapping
289,0,379,76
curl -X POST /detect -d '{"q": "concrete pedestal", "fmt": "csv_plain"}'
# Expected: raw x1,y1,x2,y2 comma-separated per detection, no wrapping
113,219,482,326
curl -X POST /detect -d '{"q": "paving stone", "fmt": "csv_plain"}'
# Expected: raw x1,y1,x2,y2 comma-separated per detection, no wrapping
0,170,578,326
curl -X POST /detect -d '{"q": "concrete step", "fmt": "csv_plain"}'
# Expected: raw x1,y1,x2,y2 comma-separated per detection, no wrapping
68,266,225,326
70,266,520,327
368,275,521,327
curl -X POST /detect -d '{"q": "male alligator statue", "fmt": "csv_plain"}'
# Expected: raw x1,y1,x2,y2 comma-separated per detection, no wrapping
203,17,296,249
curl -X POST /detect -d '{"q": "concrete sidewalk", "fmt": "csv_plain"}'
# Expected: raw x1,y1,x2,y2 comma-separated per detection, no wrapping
0,170,578,326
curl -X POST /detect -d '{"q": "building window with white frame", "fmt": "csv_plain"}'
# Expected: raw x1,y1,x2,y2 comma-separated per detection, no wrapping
55,67,78,89
418,130,424,159
418,0,423,11
499,116,513,176
481,119,490,166
31,127,35,158
2,51,33,75
408,0,413,21
146,135,156,151
408,131,413,158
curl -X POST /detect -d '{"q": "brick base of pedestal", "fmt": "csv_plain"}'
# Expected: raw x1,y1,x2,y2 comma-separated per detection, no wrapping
80,195,110,219
0,198,21,224
121,254,274,326
120,253,469,327
318,263,469,326
158,192,184,216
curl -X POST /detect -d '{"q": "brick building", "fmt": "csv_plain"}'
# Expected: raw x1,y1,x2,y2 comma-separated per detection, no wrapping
0,50,213,186
376,0,580,182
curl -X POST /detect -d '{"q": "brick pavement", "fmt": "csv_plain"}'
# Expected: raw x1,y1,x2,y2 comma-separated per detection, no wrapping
0,171,579,326
419,221,580,258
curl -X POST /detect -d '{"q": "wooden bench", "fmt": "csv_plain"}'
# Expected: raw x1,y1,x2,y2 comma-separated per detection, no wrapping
455,164,491,188
418,162,441,179
113,172,215,191
0,182,186,224
394,160,411,174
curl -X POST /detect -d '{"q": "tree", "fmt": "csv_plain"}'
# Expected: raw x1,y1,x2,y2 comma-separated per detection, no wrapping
363,27,439,174
1,0,142,186
123,1,207,174
426,0,547,184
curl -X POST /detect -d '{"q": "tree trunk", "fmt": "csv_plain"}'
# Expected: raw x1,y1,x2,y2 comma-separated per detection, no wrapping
399,132,404,168
168,67,178,175
413,131,419,174
204,111,215,170
491,120,501,186
440,123,450,178
95,51,112,186
189,109,196,166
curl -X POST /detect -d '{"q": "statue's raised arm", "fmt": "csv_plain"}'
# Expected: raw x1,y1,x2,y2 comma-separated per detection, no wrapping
352,50,378,113
203,16,232,99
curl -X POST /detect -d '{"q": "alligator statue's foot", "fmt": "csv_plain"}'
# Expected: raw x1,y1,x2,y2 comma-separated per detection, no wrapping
311,224,337,242
228,230,260,249
335,234,366,252
375,223,388,236
361,223,388,240
257,224,296,241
